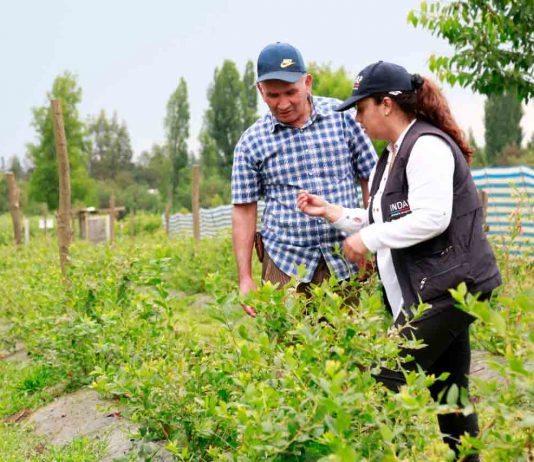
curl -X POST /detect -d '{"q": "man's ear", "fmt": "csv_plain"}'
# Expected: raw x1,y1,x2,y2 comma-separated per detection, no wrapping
257,83,264,99
305,74,313,96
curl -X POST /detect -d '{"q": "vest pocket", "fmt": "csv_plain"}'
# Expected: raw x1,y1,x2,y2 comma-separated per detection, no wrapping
410,245,473,302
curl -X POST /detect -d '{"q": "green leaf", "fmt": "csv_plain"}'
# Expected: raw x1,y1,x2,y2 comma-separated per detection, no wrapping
238,324,251,341
407,10,419,27
446,383,459,406
379,424,394,442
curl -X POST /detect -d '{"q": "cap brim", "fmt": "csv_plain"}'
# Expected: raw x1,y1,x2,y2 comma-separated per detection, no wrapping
257,71,305,83
335,93,370,112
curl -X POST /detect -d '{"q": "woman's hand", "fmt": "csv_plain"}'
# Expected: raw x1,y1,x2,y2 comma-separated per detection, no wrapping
297,190,342,222
343,232,369,262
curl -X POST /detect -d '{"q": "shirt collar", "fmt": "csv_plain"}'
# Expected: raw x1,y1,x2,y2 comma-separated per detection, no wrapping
388,118,417,154
269,96,327,133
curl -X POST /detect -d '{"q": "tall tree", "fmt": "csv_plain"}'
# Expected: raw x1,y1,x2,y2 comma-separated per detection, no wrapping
409,0,534,101
8,156,25,180
468,128,487,167
137,143,170,191
204,60,244,178
308,62,353,100
27,72,92,209
241,60,258,130
165,77,190,203
484,92,523,165
88,110,133,181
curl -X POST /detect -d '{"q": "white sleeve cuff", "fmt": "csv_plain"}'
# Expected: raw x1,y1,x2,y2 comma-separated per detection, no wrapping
359,225,382,253
332,207,368,235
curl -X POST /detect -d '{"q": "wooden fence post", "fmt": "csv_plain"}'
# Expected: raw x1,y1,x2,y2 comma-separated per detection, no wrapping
51,99,72,280
477,189,489,232
129,210,135,239
41,203,49,237
192,164,200,241
24,218,30,244
5,172,22,245
164,201,171,236
109,192,116,243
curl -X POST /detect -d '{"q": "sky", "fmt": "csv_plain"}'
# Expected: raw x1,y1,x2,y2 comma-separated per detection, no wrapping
1,0,533,165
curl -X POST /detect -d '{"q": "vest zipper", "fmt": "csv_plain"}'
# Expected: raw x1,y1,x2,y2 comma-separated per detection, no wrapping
419,262,462,291
415,245,454,264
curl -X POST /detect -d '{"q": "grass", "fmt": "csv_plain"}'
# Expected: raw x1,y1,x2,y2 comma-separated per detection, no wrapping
0,423,106,462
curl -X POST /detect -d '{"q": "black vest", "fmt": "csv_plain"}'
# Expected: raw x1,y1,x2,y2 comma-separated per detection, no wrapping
369,120,501,318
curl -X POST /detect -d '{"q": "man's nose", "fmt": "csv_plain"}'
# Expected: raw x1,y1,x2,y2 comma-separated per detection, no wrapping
278,97,291,110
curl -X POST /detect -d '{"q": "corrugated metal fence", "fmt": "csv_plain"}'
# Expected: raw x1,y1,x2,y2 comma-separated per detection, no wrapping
166,165,533,255
472,165,533,255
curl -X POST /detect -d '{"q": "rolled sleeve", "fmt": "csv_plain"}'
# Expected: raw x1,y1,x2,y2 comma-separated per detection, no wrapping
231,143,262,204
345,113,377,180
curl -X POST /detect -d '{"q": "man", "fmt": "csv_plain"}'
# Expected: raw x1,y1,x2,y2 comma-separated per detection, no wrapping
231,42,377,316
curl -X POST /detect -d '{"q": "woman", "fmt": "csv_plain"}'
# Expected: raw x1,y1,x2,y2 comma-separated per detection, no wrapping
297,61,501,460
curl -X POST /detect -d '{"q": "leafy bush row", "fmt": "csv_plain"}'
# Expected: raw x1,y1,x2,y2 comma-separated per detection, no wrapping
0,235,531,460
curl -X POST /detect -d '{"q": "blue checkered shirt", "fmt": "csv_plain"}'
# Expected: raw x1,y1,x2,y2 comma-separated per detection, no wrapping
232,96,377,282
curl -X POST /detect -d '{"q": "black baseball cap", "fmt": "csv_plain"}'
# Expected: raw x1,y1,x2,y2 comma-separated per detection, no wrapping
257,42,307,83
336,61,414,111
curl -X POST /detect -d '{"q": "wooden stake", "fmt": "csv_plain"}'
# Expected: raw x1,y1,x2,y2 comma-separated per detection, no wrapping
192,164,200,241
164,201,171,235
42,203,49,237
109,191,116,243
23,218,30,244
51,99,72,280
477,189,489,232
5,172,22,245
129,210,135,239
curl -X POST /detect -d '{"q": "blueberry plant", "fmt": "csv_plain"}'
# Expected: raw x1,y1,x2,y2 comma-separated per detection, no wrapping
0,229,531,461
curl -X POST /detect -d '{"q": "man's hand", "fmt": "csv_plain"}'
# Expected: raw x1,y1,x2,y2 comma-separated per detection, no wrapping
239,277,258,317
343,232,369,262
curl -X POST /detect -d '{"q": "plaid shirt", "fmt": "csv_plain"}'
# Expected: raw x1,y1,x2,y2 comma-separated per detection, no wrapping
231,96,377,282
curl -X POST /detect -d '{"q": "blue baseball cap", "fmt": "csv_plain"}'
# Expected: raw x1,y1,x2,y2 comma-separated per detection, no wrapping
257,42,307,83
336,61,415,111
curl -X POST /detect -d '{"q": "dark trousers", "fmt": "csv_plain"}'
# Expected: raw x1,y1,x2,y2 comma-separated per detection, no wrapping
375,300,486,461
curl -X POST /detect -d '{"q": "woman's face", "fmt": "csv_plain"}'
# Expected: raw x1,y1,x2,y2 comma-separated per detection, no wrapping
354,97,388,140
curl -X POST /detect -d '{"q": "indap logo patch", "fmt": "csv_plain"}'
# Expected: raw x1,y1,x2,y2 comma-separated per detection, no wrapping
353,74,363,90
389,200,411,217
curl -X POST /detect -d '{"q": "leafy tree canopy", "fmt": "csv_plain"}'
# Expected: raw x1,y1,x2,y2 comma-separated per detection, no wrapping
165,77,190,201
409,0,534,101
201,60,258,179
27,71,93,209
88,110,133,181
308,62,353,101
485,91,523,164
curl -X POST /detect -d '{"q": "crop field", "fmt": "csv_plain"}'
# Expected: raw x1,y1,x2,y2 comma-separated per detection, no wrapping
0,218,531,461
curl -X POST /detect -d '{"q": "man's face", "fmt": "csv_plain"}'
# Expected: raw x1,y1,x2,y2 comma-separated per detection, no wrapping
258,74,312,127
